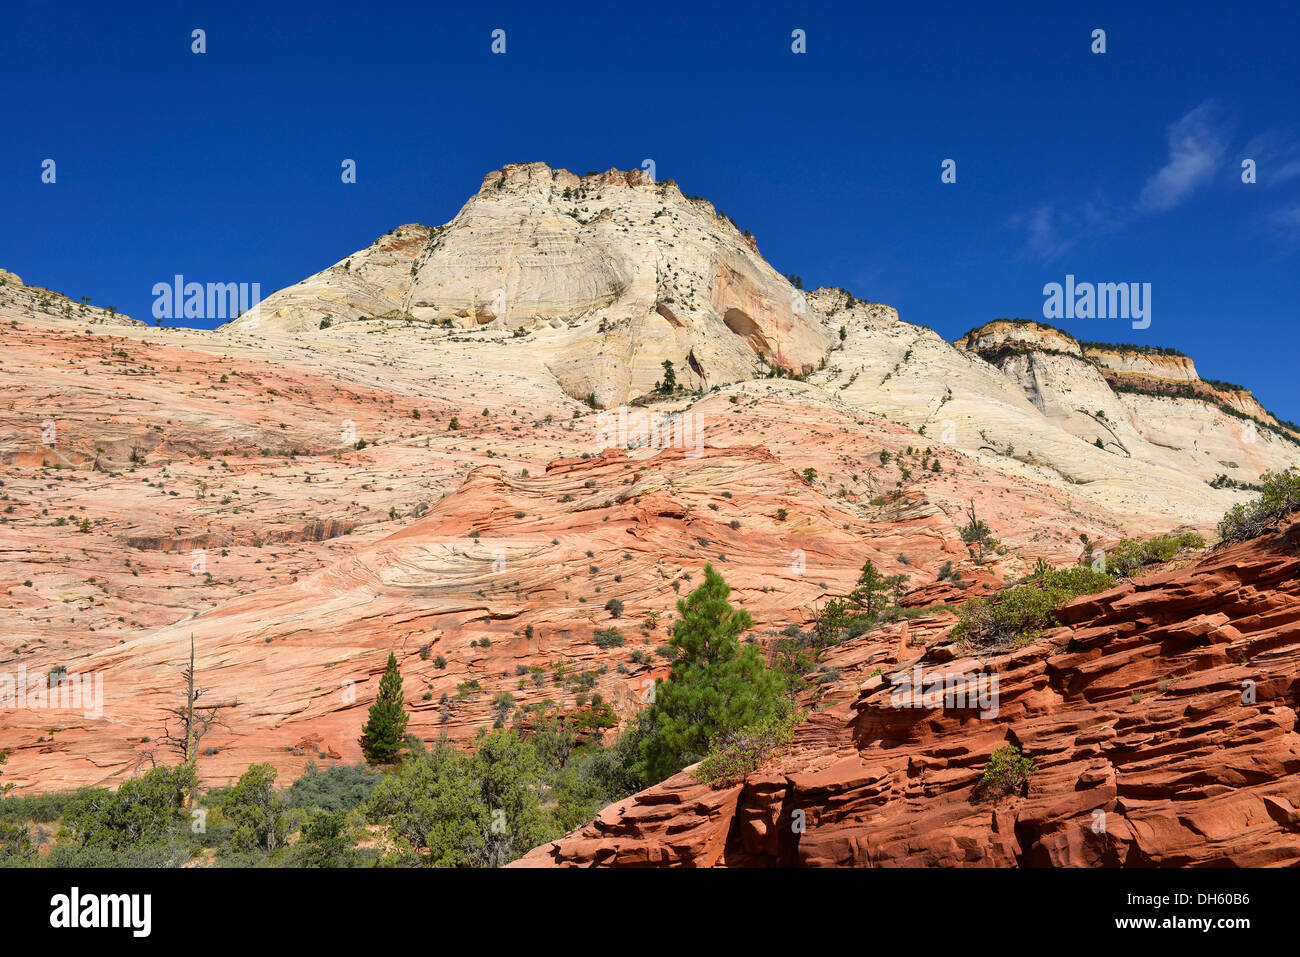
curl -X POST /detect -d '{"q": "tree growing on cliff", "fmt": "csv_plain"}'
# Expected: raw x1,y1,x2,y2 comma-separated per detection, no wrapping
359,652,410,765
657,359,677,394
849,559,892,617
1218,468,1300,543
960,500,995,560
635,565,789,782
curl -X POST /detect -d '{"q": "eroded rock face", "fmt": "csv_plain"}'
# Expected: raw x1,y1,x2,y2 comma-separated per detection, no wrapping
807,295,1300,529
5,294,1189,792
221,162,831,407
515,522,1300,867
952,319,1300,492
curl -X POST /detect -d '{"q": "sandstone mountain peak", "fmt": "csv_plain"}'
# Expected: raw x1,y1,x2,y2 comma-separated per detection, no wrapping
224,161,827,408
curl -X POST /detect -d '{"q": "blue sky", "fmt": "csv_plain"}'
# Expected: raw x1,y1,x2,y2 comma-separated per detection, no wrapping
3,0,1298,421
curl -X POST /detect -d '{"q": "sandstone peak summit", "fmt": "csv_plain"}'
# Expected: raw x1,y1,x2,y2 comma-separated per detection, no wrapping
224,161,831,407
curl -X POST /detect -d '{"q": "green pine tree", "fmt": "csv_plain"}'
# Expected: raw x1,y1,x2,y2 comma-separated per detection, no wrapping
849,559,892,617
636,565,789,783
659,359,677,393
359,652,409,765
885,573,911,605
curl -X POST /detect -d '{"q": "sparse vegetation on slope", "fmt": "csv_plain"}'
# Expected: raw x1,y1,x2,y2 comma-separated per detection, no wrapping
951,566,1116,651
1218,468,1300,543
1105,531,1205,576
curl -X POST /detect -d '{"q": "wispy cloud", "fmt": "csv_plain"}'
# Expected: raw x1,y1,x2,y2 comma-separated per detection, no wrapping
1243,131,1300,187
1008,100,1300,257
1006,193,1124,262
1138,100,1232,213
1006,204,1074,261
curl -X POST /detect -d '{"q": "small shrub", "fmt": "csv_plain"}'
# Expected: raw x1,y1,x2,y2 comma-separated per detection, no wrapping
1107,531,1205,576
1217,468,1300,543
979,744,1036,797
692,712,803,786
952,567,1116,650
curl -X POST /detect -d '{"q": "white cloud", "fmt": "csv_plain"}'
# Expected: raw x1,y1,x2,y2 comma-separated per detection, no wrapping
1138,100,1230,213
1243,131,1300,187
1006,194,1122,262
1007,204,1074,261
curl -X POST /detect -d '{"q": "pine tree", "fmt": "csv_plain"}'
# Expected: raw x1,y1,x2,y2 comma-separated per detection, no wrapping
659,359,677,393
359,652,409,765
636,565,789,782
849,559,891,617
885,573,911,606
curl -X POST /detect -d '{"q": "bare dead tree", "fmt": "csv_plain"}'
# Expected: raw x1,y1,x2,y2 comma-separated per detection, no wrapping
156,634,236,807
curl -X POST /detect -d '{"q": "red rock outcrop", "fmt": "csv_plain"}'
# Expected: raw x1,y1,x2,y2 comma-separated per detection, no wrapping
515,521,1300,867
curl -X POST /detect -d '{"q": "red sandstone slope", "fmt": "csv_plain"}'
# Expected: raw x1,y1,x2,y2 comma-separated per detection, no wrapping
3,321,1166,791
514,521,1300,867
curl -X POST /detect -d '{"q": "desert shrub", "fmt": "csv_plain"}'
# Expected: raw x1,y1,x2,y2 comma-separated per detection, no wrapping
1218,468,1300,543
592,627,625,649
952,567,1116,650
1107,532,1205,576
287,762,380,812
287,809,367,867
813,597,855,647
693,711,804,786
603,598,624,618
979,744,1036,797
224,763,290,853
0,819,38,865
0,786,107,824
546,721,650,831
364,730,555,867
570,701,618,731
492,691,516,727
772,636,817,695
51,764,198,866
960,516,993,546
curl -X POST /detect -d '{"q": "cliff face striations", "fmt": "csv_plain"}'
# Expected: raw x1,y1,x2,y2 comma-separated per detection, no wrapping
516,522,1300,867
